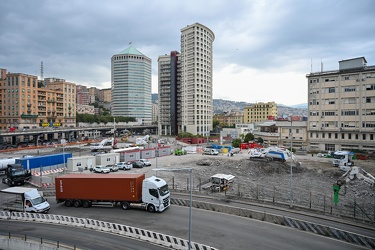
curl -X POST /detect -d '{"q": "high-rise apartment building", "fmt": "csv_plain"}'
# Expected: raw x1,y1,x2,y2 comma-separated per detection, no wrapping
111,45,152,124
158,51,181,135
243,102,278,123
180,23,215,136
307,57,375,152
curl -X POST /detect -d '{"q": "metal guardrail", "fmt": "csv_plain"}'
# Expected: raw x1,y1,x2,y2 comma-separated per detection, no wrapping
0,211,217,250
170,198,375,249
0,232,79,250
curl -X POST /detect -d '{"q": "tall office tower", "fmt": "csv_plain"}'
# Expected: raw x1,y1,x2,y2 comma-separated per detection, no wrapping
158,51,181,136
306,57,375,153
111,45,152,124
180,23,215,136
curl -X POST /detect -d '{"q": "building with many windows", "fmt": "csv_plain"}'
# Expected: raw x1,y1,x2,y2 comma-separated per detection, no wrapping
158,51,181,135
76,85,90,105
0,71,76,130
180,23,215,136
243,102,278,123
213,110,244,127
111,45,152,124
307,57,375,152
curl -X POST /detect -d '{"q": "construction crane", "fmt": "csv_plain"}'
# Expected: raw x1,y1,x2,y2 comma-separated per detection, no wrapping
333,166,375,204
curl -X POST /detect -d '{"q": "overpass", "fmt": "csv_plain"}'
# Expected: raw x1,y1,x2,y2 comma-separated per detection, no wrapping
0,124,157,146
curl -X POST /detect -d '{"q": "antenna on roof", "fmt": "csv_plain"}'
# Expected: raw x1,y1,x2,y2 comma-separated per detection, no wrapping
310,58,312,73
40,61,44,80
321,58,323,72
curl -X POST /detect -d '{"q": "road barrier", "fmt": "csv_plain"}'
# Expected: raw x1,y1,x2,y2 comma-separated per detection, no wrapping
170,197,375,249
0,211,217,250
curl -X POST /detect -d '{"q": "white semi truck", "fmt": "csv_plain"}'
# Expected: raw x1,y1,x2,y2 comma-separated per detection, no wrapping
0,187,50,213
332,151,354,167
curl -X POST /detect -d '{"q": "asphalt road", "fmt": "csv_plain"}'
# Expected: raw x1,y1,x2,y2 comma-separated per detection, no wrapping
1,203,366,250
1,220,167,250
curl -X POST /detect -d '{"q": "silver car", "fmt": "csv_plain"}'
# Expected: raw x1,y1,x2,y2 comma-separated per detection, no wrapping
93,165,110,174
106,164,119,172
116,162,132,170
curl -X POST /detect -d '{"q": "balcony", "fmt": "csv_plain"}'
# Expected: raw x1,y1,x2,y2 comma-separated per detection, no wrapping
21,113,38,118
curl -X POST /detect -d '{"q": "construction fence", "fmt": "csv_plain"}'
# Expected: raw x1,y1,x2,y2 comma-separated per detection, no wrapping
163,176,375,225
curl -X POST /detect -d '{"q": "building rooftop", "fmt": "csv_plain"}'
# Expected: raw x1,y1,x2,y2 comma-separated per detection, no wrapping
118,45,144,56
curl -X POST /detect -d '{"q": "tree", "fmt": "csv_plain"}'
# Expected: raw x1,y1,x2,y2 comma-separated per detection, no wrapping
256,137,264,144
232,138,242,148
244,133,254,142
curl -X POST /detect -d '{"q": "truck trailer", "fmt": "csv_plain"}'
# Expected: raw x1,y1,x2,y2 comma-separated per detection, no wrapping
0,187,50,213
55,173,170,212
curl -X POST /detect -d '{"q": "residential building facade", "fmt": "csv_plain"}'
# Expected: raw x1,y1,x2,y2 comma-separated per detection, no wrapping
243,102,278,123
101,88,111,103
0,72,76,130
46,81,76,127
213,110,244,127
307,57,375,152
111,46,152,124
76,85,90,105
253,119,308,149
180,23,215,136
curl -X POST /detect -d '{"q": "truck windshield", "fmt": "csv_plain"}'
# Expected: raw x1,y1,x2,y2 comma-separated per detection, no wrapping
11,169,26,176
333,155,346,160
31,196,46,206
159,184,169,196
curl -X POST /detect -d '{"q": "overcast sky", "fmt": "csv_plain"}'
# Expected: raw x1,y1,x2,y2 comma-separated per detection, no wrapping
1,0,374,106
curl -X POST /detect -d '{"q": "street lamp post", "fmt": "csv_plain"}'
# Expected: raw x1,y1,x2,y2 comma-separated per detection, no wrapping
289,117,293,208
153,167,193,249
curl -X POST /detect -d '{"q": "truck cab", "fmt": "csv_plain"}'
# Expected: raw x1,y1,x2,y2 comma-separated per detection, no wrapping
332,151,355,167
141,176,170,212
2,164,31,186
0,187,50,213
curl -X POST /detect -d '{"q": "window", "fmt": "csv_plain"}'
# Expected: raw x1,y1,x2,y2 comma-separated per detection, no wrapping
348,134,351,140
341,133,344,139
149,189,159,198
328,87,335,93
363,134,366,140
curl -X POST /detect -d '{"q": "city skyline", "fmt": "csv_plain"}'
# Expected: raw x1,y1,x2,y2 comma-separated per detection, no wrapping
1,0,374,106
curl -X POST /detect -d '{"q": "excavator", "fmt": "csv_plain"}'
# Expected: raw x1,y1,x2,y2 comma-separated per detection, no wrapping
333,166,375,204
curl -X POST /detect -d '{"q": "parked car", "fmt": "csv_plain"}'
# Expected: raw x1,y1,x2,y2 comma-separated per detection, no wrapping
116,162,132,170
132,160,145,168
0,144,17,150
139,159,151,166
106,164,119,172
93,165,110,174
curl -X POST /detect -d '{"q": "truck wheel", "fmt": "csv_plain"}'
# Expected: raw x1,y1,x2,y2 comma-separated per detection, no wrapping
147,204,155,213
121,202,130,210
82,200,91,208
64,200,73,207
73,200,82,208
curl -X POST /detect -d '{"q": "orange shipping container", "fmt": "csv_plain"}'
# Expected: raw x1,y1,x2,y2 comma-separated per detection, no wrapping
55,173,145,202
